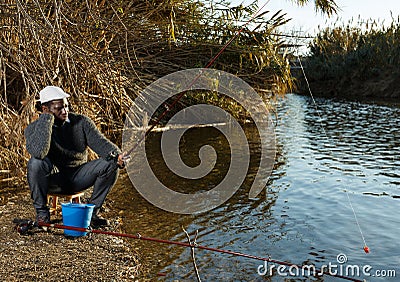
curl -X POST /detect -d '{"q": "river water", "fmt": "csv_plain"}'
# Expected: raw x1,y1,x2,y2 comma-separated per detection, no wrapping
113,94,400,281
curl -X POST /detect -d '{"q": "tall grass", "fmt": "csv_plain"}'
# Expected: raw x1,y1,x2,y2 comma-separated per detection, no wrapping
302,16,400,94
0,0,294,187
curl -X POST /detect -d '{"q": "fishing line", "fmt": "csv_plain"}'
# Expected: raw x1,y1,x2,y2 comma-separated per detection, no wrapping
124,0,271,159
295,48,369,253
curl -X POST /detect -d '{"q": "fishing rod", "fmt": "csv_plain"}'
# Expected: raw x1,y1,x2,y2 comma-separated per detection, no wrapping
15,220,363,282
124,1,271,159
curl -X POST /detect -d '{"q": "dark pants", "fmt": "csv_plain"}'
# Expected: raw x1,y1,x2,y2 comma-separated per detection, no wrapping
27,157,119,210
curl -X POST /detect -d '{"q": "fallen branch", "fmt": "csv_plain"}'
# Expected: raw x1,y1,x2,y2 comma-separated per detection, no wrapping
182,226,201,282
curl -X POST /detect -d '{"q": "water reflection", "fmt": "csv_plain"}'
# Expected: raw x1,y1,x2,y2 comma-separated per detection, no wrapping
112,122,283,280
112,94,400,281
302,96,400,195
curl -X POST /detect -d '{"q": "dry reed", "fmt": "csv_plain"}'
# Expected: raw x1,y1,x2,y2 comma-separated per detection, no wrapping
300,17,400,97
0,0,294,187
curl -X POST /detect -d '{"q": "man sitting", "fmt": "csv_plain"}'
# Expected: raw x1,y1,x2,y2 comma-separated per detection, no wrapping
25,86,125,227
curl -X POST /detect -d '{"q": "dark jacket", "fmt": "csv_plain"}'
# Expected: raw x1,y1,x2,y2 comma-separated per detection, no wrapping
24,112,120,168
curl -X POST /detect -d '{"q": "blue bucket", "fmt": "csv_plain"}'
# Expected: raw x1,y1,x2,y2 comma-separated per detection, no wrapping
61,203,95,237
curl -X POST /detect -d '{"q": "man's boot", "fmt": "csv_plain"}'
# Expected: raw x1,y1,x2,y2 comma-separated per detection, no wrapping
91,208,110,227
35,207,50,228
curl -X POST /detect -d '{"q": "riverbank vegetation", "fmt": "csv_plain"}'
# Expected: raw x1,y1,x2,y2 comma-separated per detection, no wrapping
0,0,339,186
297,17,400,100
0,0,285,186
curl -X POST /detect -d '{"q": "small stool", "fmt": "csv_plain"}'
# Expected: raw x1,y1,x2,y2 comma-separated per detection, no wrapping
47,192,85,215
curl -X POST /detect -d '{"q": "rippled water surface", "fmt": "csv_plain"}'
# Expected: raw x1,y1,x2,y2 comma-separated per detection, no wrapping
113,94,400,281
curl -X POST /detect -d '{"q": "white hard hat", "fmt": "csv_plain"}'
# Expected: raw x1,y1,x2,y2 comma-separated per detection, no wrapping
39,86,70,104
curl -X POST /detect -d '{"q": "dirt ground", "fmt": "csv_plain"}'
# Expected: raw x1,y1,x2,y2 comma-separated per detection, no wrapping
0,188,143,281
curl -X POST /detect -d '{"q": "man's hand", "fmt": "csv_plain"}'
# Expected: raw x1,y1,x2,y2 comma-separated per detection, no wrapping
42,106,53,115
117,152,127,168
